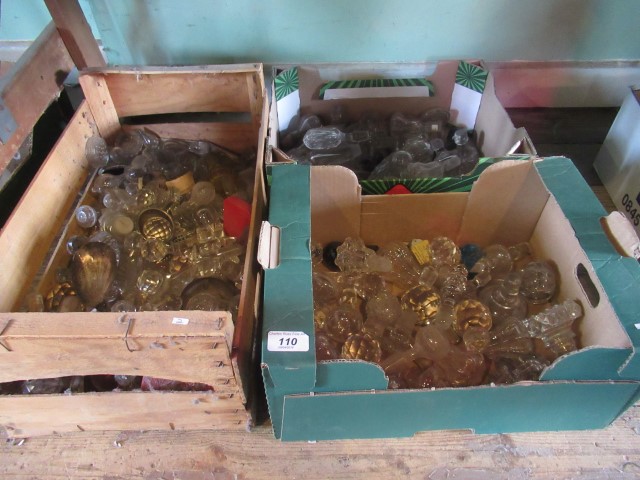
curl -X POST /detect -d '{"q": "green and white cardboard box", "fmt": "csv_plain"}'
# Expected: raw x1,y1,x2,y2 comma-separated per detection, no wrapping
258,157,640,441
267,61,536,194
594,86,640,237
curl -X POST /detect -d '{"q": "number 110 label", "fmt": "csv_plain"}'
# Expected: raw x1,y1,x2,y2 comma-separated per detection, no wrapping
267,331,310,352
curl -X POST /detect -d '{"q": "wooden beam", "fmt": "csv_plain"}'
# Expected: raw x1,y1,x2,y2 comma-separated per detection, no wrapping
45,0,106,69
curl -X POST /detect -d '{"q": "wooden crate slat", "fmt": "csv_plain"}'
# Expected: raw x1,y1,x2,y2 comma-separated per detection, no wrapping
0,102,96,312
122,122,258,153
0,391,249,438
78,73,122,140
44,0,106,70
0,22,75,172
85,70,255,118
0,311,232,337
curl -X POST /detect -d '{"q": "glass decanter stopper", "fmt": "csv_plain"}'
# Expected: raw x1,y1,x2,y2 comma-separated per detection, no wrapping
335,237,376,272
75,205,99,228
85,135,109,168
462,326,490,352
316,332,339,361
487,353,550,384
190,181,216,206
364,290,403,339
452,298,493,337
470,242,530,287
437,348,487,387
389,112,423,142
402,135,434,163
400,284,441,326
324,304,363,344
312,271,341,308
479,272,528,327
378,240,421,287
341,332,382,363
420,109,451,140
368,150,413,180
352,272,387,301
520,260,557,304
380,324,452,375
451,128,480,174
303,126,346,150
429,236,462,267
522,299,582,359
136,269,165,296
66,235,88,255
403,160,444,179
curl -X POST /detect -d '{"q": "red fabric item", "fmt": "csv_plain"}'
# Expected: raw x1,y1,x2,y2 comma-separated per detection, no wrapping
223,196,252,238
385,184,412,195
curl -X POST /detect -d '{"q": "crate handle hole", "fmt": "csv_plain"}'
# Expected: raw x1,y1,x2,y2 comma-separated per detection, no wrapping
576,263,600,308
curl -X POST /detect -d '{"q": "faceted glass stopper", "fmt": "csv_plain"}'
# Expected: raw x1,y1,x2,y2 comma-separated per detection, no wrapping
325,305,363,343
190,181,216,206
303,126,345,150
136,269,164,295
400,285,441,326
138,209,174,241
429,236,461,266
341,332,382,363
316,333,339,361
85,135,109,168
335,237,375,272
521,261,557,304
453,299,493,336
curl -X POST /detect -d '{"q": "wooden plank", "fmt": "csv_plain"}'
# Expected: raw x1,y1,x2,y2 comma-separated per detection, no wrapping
44,0,106,69
0,102,96,312
88,70,255,118
122,122,257,152
246,65,266,137
0,407,638,478
77,73,121,140
0,391,249,438
0,311,235,387
0,22,74,172
232,100,269,405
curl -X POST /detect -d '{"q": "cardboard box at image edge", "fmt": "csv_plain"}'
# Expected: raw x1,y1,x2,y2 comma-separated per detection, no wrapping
594,86,640,237
266,61,536,194
259,157,640,441
0,64,268,437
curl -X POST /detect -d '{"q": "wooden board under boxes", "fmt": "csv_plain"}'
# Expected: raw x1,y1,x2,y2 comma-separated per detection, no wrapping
0,64,268,437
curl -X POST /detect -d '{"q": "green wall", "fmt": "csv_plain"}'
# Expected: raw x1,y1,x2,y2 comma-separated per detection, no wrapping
1,0,639,64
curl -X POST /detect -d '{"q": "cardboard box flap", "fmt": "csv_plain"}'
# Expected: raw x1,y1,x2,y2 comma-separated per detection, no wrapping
475,74,536,156
279,381,640,441
261,165,316,391
536,157,640,377
275,61,487,131
458,159,549,247
310,166,362,245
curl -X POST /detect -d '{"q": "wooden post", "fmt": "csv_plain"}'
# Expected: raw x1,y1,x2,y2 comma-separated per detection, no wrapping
44,0,106,69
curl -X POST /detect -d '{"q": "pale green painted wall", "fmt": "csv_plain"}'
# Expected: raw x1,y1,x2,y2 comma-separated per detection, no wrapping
0,0,99,40
1,0,639,64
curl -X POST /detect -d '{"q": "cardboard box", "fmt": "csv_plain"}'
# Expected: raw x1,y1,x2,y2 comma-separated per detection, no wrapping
267,61,536,194
259,157,640,441
594,86,640,236
0,64,268,437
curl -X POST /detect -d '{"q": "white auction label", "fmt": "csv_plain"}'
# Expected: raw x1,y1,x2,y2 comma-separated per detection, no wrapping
172,317,190,325
267,331,309,352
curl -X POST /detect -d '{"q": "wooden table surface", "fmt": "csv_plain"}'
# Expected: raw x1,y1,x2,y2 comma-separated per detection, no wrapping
1,405,639,479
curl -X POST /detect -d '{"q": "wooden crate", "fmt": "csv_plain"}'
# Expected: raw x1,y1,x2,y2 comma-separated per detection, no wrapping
0,43,267,436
